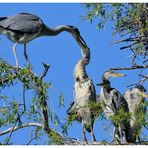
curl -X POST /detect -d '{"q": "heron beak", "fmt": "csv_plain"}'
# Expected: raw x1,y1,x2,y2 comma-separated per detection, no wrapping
77,34,88,53
73,34,89,53
112,73,126,77
96,83,106,86
140,92,148,98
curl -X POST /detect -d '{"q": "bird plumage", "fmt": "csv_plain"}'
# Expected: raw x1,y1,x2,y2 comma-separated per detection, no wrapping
67,32,96,143
72,59,97,143
97,70,129,144
0,13,43,33
124,85,148,142
0,13,88,67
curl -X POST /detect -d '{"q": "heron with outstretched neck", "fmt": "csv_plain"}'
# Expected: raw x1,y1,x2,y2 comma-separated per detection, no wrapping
67,32,97,144
124,85,148,143
96,70,129,144
0,13,87,67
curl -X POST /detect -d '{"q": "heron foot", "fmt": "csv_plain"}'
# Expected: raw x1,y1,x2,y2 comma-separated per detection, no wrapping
82,139,88,145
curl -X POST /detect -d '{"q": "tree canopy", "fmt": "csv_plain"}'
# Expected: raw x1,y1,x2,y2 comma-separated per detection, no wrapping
0,3,148,145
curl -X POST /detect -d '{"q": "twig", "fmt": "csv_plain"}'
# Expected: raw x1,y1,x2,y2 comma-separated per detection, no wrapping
111,37,142,45
5,120,18,144
138,74,148,79
23,84,26,111
40,63,50,80
110,65,148,71
120,42,137,50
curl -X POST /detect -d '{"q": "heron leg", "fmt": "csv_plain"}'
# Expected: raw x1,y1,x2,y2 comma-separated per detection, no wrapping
112,127,121,144
90,126,96,143
119,126,125,144
82,124,88,144
112,127,117,143
111,127,118,144
24,44,30,66
122,130,127,144
12,43,19,68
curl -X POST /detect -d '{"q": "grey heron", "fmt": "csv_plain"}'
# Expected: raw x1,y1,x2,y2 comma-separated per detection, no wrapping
124,85,148,143
0,13,87,67
67,35,97,144
96,70,129,144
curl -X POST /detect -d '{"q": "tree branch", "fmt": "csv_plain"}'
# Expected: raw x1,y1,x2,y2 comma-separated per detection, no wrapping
40,63,50,80
110,65,148,71
0,123,43,136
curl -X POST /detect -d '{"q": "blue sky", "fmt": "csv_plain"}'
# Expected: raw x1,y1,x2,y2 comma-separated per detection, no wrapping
0,3,147,144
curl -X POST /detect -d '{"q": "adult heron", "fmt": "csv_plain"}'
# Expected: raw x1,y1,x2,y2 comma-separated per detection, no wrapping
0,13,87,67
124,85,148,143
96,70,129,144
67,36,97,144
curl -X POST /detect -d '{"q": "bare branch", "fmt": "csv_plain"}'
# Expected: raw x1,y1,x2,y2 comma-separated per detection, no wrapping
5,120,18,144
111,39,136,45
40,63,50,80
0,123,43,136
110,65,148,71
23,85,26,111
120,42,137,50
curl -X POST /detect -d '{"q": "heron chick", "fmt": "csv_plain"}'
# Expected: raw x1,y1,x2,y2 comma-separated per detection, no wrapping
67,29,96,143
68,59,97,144
0,13,87,67
97,70,129,144
124,85,148,143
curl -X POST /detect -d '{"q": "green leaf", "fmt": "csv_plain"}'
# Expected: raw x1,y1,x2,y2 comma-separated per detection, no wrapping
58,93,64,108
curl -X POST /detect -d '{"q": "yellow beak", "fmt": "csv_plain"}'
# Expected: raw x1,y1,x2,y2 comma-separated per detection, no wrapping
141,92,148,98
113,73,126,77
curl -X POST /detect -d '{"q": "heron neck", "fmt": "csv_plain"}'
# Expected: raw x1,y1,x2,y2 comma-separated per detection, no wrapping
41,25,73,36
81,48,90,65
102,78,111,90
74,59,88,81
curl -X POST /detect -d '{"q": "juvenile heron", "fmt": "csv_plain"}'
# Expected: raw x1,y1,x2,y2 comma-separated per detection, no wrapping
0,13,87,67
67,36,97,144
96,70,129,144
124,85,148,143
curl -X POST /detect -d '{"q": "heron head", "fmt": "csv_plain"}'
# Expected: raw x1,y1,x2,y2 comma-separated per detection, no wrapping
67,25,88,49
135,85,148,98
67,25,81,36
103,70,126,80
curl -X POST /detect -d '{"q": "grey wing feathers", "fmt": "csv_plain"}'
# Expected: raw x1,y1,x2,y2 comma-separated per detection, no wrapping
0,17,7,21
111,89,129,112
67,100,76,115
0,13,44,33
89,80,96,102
67,100,81,122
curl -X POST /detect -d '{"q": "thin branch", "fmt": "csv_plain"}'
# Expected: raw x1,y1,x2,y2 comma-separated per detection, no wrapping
40,63,50,80
0,123,43,136
5,120,18,144
23,84,26,111
138,74,148,79
110,65,148,71
111,36,142,45
120,42,137,50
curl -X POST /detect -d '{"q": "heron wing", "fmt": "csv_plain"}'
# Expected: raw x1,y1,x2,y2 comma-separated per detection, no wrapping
110,88,129,112
88,79,97,102
67,100,76,115
0,13,43,34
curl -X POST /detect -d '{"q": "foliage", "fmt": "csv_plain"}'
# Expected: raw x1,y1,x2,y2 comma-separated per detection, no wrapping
109,108,132,126
134,101,148,138
84,3,148,66
0,59,66,145
61,101,103,136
